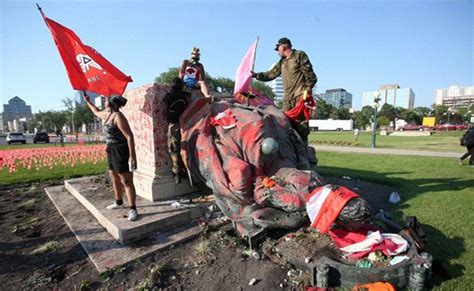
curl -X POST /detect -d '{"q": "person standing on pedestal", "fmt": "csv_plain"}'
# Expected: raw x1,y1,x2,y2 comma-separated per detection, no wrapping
179,47,211,98
83,92,139,221
252,37,317,144
164,77,190,184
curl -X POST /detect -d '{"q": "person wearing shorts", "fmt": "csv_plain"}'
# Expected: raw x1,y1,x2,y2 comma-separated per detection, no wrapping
84,93,139,221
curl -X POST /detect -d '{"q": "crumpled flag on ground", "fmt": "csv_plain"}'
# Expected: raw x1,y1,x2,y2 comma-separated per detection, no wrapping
329,228,409,260
180,98,325,236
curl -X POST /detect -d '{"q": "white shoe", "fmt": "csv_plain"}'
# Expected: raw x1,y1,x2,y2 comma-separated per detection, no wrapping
128,209,138,221
106,202,125,210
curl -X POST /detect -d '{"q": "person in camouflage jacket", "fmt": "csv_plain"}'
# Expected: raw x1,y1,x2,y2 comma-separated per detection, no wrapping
252,37,317,143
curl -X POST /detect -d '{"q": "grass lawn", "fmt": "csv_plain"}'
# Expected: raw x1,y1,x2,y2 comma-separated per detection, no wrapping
309,131,466,153
1,141,472,288
0,161,107,185
316,151,474,289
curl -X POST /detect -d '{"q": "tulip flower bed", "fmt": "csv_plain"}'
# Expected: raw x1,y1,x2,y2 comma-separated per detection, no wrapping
0,144,107,185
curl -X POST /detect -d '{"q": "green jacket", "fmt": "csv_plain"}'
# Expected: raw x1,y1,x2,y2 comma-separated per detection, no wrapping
255,50,317,107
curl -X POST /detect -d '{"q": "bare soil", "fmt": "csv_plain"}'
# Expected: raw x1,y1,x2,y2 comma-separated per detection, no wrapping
0,177,395,290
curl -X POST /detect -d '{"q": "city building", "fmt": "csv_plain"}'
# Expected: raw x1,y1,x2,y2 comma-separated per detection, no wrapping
2,96,33,132
74,90,100,107
433,85,474,109
315,88,353,109
362,84,415,109
267,76,284,103
0,113,3,133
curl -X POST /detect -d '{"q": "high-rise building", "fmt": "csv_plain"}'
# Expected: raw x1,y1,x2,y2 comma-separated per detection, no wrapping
315,88,352,109
74,90,100,107
362,84,414,109
2,96,33,122
0,113,4,133
268,76,284,103
433,85,474,109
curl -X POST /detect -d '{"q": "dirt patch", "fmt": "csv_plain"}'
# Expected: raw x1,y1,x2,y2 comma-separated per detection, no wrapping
0,177,397,290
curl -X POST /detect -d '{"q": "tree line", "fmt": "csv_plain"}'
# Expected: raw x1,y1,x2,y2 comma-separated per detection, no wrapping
24,67,473,133
26,97,94,133
312,100,473,130
155,67,276,99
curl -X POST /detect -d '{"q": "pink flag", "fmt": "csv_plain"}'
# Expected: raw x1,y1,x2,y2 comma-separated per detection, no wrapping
234,39,274,106
234,39,257,94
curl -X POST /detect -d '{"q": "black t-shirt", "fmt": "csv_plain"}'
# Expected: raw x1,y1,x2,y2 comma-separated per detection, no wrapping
165,91,189,123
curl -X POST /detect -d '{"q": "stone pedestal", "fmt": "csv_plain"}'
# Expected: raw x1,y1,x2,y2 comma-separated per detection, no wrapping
122,83,196,201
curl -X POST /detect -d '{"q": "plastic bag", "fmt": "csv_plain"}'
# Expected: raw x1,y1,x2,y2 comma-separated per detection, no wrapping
336,197,372,231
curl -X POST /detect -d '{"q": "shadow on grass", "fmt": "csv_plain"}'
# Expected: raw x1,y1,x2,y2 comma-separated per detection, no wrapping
318,166,468,286
422,224,465,288
317,166,473,194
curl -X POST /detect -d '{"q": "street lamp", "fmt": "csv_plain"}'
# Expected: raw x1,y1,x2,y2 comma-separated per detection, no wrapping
446,107,453,131
371,92,381,148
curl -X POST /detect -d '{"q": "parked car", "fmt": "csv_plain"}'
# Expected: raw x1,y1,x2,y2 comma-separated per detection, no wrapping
455,124,468,131
435,124,457,131
400,124,424,131
33,132,50,143
6,132,26,144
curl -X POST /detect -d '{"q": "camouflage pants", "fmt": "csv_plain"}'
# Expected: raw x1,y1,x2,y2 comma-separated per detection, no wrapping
167,123,184,175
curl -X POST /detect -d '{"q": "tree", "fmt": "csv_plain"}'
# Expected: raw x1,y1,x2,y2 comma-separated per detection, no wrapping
400,110,422,124
377,116,390,127
377,103,397,121
458,106,473,122
27,114,41,133
431,104,448,123
155,67,180,85
74,105,95,132
336,107,351,120
62,97,75,133
154,68,275,99
40,110,68,132
252,80,276,99
208,77,235,94
414,106,431,117
353,106,374,129
313,100,333,119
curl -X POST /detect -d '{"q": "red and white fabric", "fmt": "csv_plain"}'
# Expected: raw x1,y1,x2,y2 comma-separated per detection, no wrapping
284,94,317,121
210,110,237,129
306,185,359,234
329,228,409,259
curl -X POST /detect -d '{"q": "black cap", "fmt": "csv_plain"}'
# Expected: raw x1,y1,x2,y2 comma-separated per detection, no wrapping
275,37,292,51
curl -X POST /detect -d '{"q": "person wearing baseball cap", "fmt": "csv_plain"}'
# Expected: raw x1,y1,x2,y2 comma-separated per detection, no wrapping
252,37,317,144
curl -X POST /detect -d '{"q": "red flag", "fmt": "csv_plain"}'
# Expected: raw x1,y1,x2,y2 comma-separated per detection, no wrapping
42,14,132,96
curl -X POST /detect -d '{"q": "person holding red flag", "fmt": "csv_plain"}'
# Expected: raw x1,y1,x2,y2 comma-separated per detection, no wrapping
84,92,139,221
252,37,317,144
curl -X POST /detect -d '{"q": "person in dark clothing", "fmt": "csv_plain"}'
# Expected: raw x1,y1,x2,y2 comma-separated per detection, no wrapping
165,77,190,183
459,124,474,166
84,92,139,221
